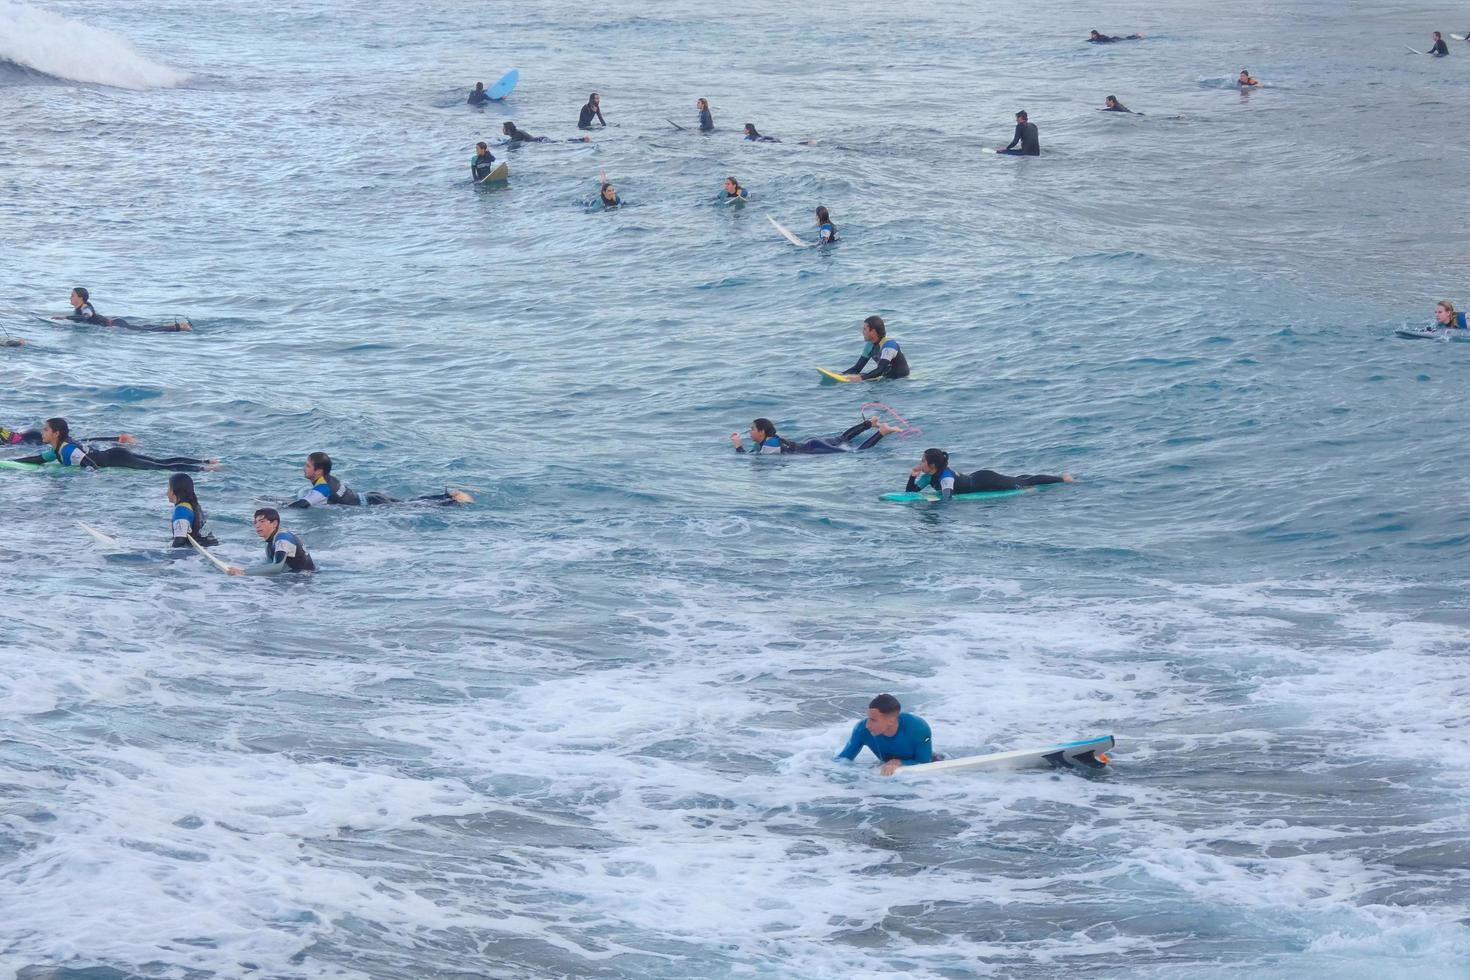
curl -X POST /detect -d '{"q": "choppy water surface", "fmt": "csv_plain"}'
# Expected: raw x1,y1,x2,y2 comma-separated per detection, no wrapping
3,0,1470,976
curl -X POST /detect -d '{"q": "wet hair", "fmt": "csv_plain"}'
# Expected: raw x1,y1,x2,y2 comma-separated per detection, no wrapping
1089,30,1101,38
72,286,89,302
1105,95,1117,104
307,451,332,475
474,82,484,90
502,121,514,134
1433,31,1442,39
169,473,204,534
869,693,901,715
601,182,617,199
1239,69,1250,75
44,417,70,443
588,92,599,102
1015,110,1028,121
816,205,834,231
697,98,708,109
863,314,886,339
254,507,281,525
743,123,759,136
1437,300,1458,316
752,418,777,439
725,175,742,192
476,141,488,151
922,448,949,471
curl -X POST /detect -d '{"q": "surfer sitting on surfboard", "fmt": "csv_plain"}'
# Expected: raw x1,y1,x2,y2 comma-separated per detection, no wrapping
731,416,901,455
1429,32,1450,56
843,316,909,381
835,694,935,776
168,473,218,548
53,287,191,332
816,206,837,243
908,448,1073,503
470,142,497,181
467,82,489,105
502,122,591,145
14,418,218,471
287,452,473,508
1237,69,1260,87
697,98,714,131
578,93,605,129
227,508,315,576
997,110,1040,156
720,176,750,202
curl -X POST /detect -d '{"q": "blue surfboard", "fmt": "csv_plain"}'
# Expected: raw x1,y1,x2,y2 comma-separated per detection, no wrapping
488,69,519,101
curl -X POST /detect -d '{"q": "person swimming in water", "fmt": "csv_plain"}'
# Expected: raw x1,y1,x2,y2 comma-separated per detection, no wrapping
1101,95,1136,113
467,82,489,105
3,423,133,447
1430,299,1467,330
1087,29,1144,43
597,169,622,208
226,508,315,576
720,176,750,202
501,121,591,144
1237,69,1261,87
1429,32,1450,56
997,110,1040,156
835,693,934,775
816,206,837,244
906,448,1073,502
53,287,192,332
14,418,218,471
843,315,909,381
730,416,901,455
697,98,714,131
742,123,780,143
578,92,606,129
168,473,218,548
470,142,498,181
286,452,473,508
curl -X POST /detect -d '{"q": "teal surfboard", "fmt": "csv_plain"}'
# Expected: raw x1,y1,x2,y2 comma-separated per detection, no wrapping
0,460,45,472
881,489,1027,503
488,68,519,100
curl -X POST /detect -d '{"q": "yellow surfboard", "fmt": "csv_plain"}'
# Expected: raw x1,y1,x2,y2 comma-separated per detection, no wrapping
817,367,859,384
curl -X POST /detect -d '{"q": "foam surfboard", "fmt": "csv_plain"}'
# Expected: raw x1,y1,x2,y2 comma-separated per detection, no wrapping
77,521,121,548
188,534,232,574
1406,46,1425,54
487,68,519,101
768,215,812,248
818,367,860,384
900,735,1115,775
477,162,509,184
1453,34,1467,41
0,459,43,472
1395,327,1470,341
881,489,1027,503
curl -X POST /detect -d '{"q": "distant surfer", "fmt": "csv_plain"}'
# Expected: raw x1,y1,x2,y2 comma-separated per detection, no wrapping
731,416,901,455
697,98,714,131
742,123,780,143
467,82,489,105
13,418,217,471
3,423,133,447
470,142,498,181
906,448,1073,502
53,287,191,332
996,110,1040,156
720,176,750,202
1087,30,1143,43
816,206,837,244
168,473,217,548
226,508,315,576
1429,32,1450,56
1101,95,1136,113
598,170,622,208
502,122,590,144
287,452,473,508
835,694,934,775
1237,69,1260,88
843,315,909,381
578,92,606,129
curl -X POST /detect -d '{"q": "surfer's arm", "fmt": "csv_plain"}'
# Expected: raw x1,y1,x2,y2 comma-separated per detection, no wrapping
12,453,45,465
905,472,928,493
835,722,868,761
845,354,871,375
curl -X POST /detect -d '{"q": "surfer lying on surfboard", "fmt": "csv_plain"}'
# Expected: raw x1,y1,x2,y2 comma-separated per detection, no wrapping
835,694,935,776
13,418,219,471
908,448,1073,502
1237,69,1260,87
502,122,591,145
227,508,315,576
287,452,473,508
842,316,909,381
53,287,191,332
3,423,133,447
168,473,218,548
731,416,902,455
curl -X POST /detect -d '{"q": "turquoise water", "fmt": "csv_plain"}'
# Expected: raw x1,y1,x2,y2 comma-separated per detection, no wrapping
4,0,1470,976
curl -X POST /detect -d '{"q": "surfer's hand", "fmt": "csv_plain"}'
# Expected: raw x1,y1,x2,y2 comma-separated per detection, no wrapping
729,432,742,444
226,566,245,577
910,465,923,477
879,760,902,776
118,433,137,444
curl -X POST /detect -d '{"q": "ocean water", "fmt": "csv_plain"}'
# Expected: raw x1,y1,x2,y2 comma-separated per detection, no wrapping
3,0,1470,976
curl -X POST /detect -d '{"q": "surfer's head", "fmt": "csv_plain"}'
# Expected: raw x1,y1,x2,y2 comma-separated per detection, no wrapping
1105,96,1119,108
920,448,948,474
724,176,741,195
750,418,776,442
473,82,484,92
816,205,832,227
862,315,885,343
1089,30,1101,39
475,141,489,155
743,123,758,137
41,417,70,449
252,508,281,539
304,452,332,482
1015,110,1028,122
865,694,902,736
1436,300,1457,326
70,287,89,308
588,92,599,105
697,98,708,110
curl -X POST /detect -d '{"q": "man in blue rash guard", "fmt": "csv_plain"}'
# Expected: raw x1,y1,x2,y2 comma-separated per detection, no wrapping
288,452,473,508
843,315,909,381
906,448,1073,502
470,142,498,180
836,693,934,776
697,97,714,131
54,287,192,332
227,508,315,577
997,110,1040,156
731,416,901,455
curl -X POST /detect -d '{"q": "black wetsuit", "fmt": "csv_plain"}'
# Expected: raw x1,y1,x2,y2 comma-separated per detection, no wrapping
289,473,463,508
505,125,548,143
1430,39,1450,56
698,108,714,131
737,419,888,455
16,443,213,471
907,466,1066,501
470,150,498,180
2,425,128,447
468,88,489,105
67,302,187,332
1088,33,1142,43
846,337,910,380
1002,122,1040,156
1103,102,1134,114
578,101,605,128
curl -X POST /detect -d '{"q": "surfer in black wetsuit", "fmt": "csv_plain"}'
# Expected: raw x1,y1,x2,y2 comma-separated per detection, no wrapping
14,417,217,470
226,508,315,577
1237,69,1260,88
997,111,1040,156
501,122,591,144
54,287,192,332
1101,95,1135,114
3,423,133,447
468,82,489,105
1429,32,1450,56
168,473,217,548
1087,30,1143,43
844,315,909,381
597,169,622,208
731,416,901,455
906,448,1073,502
470,142,497,180
287,452,473,508
578,93,605,129
743,123,780,142
697,98,714,131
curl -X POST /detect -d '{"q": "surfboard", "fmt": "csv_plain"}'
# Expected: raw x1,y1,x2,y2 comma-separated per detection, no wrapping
188,534,232,574
881,489,1027,503
77,521,121,548
1406,46,1425,54
477,162,509,184
487,68,519,101
0,459,44,472
668,118,685,131
1396,327,1470,341
1453,34,1467,41
900,735,1115,775
817,367,860,385
768,215,812,248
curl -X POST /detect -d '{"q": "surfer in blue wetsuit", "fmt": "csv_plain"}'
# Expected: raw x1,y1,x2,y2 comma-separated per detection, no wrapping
731,416,900,455
843,316,909,381
3,423,133,447
14,417,218,471
906,448,1072,502
1429,32,1450,56
1101,95,1135,114
742,123,780,143
54,287,191,332
598,170,622,208
578,92,605,129
288,452,473,508
467,82,489,105
227,508,315,576
470,142,498,181
720,176,750,202
502,122,591,144
836,694,934,776
697,98,714,131
1087,30,1143,43
997,111,1040,156
168,473,217,548
816,206,837,243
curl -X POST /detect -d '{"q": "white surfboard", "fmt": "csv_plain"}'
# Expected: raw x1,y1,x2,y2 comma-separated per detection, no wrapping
1406,45,1425,54
77,521,121,548
188,533,232,574
477,161,508,184
900,735,1115,776
767,215,812,248
1452,34,1467,41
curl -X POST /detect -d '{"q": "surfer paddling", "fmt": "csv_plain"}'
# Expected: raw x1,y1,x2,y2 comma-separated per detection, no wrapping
835,694,935,775
226,508,315,576
730,416,900,455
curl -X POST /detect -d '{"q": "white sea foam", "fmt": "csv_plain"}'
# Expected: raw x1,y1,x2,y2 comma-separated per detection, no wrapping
0,1,186,89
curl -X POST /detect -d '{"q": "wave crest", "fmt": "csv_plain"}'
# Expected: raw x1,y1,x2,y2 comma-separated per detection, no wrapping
0,1,187,90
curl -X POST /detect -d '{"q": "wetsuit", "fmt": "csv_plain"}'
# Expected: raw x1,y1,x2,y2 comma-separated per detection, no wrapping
468,88,489,105
819,221,837,244
470,150,498,181
736,419,888,455
744,133,780,142
601,188,622,208
245,529,315,575
907,467,1066,502
1103,101,1134,114
722,188,750,202
1430,39,1450,56
170,501,217,548
1088,33,1142,43
2,425,127,446
289,473,461,508
578,101,605,128
846,336,910,380
836,713,934,766
67,302,187,332
1001,122,1040,156
504,125,547,143
698,107,714,131
16,442,212,471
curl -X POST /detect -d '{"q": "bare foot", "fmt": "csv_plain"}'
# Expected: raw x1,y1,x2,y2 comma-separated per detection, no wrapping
877,423,902,436
448,489,475,504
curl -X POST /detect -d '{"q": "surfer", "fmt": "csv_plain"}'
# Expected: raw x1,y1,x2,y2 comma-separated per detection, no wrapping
906,448,1073,502
598,170,622,208
502,122,591,144
578,92,606,129
226,509,315,576
843,315,909,381
742,123,780,143
168,473,217,548
731,416,901,455
720,176,750,202
996,110,1040,156
1087,30,1144,43
1432,299,1467,330
1429,32,1450,56
3,424,133,447
53,287,191,332
470,142,498,181
1237,69,1260,87
1101,95,1135,113
835,694,934,775
816,206,837,244
14,418,218,471
287,452,473,508
467,82,489,105
697,98,714,131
